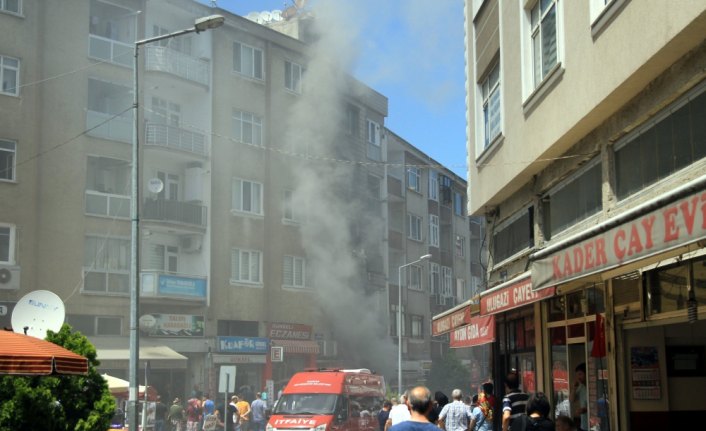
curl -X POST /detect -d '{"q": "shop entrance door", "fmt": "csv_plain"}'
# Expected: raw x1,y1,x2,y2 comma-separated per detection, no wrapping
568,342,588,431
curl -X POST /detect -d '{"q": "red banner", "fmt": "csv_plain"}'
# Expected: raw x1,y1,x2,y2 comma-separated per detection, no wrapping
480,276,554,315
268,322,312,340
432,306,472,336
449,315,495,348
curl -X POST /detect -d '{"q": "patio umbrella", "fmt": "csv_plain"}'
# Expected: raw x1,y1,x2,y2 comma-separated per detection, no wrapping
0,330,88,375
103,374,159,401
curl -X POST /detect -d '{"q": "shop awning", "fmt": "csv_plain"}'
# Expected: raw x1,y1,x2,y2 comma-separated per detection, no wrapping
479,272,554,315
449,315,496,348
271,339,320,354
96,345,188,369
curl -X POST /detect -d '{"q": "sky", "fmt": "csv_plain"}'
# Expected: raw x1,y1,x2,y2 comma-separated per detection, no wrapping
201,0,468,179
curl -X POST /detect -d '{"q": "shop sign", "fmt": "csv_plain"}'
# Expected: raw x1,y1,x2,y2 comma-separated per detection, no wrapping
268,322,312,340
480,277,555,315
432,306,472,336
213,354,266,364
271,346,284,362
157,274,207,298
533,188,706,290
139,314,204,337
449,315,495,348
217,336,269,353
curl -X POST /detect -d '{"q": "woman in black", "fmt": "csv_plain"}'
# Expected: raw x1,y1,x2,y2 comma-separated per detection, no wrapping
426,391,449,424
510,392,555,431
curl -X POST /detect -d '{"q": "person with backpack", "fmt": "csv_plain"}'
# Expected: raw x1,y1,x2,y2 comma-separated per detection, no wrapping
509,392,554,431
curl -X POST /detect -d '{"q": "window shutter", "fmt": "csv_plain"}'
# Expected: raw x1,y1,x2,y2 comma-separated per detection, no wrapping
284,256,294,285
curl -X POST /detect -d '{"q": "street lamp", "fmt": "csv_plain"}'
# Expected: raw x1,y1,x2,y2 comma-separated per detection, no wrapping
128,14,224,429
397,253,431,395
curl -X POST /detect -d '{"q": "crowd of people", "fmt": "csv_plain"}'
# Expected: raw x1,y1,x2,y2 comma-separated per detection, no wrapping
159,389,268,431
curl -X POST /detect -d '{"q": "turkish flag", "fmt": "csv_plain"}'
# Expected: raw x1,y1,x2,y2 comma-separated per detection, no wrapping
591,313,607,358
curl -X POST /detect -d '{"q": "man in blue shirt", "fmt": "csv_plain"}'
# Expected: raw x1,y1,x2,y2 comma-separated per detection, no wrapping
389,387,441,431
250,392,268,431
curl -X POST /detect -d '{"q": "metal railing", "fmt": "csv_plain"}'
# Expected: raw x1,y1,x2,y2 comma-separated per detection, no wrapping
85,190,131,218
145,123,207,156
142,199,207,227
86,110,132,143
144,46,210,86
88,34,132,68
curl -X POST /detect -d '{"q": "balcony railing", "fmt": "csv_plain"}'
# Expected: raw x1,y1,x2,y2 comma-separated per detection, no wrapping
88,34,132,68
85,190,130,218
145,123,207,156
141,272,207,302
86,110,132,143
145,46,210,86
142,199,207,228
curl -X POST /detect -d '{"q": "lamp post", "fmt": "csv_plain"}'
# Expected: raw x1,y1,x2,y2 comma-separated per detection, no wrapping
128,14,224,429
397,254,431,395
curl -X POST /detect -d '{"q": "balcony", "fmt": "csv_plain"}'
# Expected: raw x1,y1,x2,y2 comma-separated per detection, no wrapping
86,110,132,144
145,46,210,87
145,123,207,156
142,199,207,229
85,190,130,218
140,272,207,302
88,34,132,68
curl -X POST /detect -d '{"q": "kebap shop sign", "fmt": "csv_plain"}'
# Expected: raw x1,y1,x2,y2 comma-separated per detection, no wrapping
533,187,706,291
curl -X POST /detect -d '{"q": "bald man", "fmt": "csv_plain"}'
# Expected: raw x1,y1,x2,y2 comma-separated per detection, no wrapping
388,387,442,431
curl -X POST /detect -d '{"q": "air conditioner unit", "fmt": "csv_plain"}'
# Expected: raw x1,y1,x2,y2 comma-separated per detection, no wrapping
0,267,20,291
179,235,202,253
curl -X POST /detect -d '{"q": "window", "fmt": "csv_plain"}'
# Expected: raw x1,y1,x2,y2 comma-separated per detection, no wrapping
615,87,706,200
283,189,297,222
231,248,262,284
440,175,453,204
1,55,19,96
1,0,21,14
411,315,423,338
530,0,559,87
590,0,627,31
406,265,422,291
481,62,501,148
407,166,421,192
367,174,381,200
429,170,438,201
85,156,130,218
456,278,467,301
407,214,422,241
0,224,15,264
233,110,263,146
156,171,180,201
367,120,381,161
429,263,440,294
543,160,602,239
232,178,263,215
83,236,130,294
429,215,439,247
492,207,534,263
152,25,192,54
390,305,406,337
456,235,466,258
345,104,360,137
646,257,706,316
454,192,464,216
0,139,15,181
233,41,263,80
441,266,453,297
67,315,122,336
283,255,306,288
86,78,133,143
145,244,178,273
151,97,180,125
285,60,302,93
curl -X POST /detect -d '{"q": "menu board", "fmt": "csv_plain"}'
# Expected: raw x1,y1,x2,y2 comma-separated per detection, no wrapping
630,346,661,400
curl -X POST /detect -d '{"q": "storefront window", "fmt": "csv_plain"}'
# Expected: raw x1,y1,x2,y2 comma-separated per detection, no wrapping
587,321,610,431
646,257,706,316
548,296,565,321
567,291,586,318
550,327,570,417
689,257,706,306
587,284,606,314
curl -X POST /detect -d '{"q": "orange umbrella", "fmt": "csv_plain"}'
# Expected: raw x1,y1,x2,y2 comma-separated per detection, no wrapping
0,330,88,375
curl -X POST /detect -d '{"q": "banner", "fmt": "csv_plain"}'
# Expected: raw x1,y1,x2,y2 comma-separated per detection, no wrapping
268,322,312,340
449,315,495,348
480,276,554,315
217,336,269,354
432,306,472,336
139,314,204,337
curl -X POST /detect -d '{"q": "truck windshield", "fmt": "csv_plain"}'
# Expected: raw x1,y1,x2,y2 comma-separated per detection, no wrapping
274,394,340,415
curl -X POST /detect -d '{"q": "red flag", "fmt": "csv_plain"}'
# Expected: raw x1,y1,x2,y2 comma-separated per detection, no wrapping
591,313,607,358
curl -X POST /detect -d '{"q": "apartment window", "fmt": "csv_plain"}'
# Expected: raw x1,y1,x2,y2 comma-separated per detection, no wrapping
0,140,16,181
283,255,306,288
390,305,406,337
1,0,21,15
67,315,122,336
407,166,421,192
0,224,15,264
232,178,263,215
407,214,422,241
454,192,464,216
233,110,263,146
492,207,534,263
429,263,440,294
429,170,438,201
590,0,627,30
411,315,423,338
87,78,133,143
346,104,360,137
543,159,602,239
283,189,296,222
1,55,19,96
615,87,706,200
151,97,180,125
429,215,440,247
156,171,180,201
440,175,452,204
406,265,422,291
152,25,192,54
231,248,262,284
456,278,467,301
481,62,501,148
441,266,453,297
285,60,302,93
85,156,130,218
233,41,263,80
530,0,559,88
83,236,130,294
367,174,381,200
145,244,178,273
367,120,382,161
456,235,466,258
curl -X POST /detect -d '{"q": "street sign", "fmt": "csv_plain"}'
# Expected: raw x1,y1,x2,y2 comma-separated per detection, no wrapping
219,365,236,393
271,346,283,362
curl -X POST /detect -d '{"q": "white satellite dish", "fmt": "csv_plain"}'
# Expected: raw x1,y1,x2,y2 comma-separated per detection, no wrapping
271,10,283,21
245,11,260,22
148,177,164,194
11,290,66,339
259,11,272,23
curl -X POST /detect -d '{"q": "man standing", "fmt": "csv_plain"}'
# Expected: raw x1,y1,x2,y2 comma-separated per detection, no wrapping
251,392,268,431
570,363,588,431
154,396,167,431
236,393,251,431
438,389,471,431
227,396,241,431
388,387,442,431
386,393,411,431
377,400,392,431
501,372,529,431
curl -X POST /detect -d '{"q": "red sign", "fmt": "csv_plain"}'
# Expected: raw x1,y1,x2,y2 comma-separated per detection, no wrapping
449,315,495,348
432,306,472,336
533,187,706,290
268,322,312,340
480,276,555,315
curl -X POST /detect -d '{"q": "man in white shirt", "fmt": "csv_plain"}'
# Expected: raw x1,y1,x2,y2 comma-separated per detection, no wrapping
385,394,411,431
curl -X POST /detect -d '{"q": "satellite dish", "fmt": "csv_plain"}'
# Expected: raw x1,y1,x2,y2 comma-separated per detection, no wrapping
148,177,164,194
259,11,272,23
245,11,260,22
11,290,66,339
271,10,283,21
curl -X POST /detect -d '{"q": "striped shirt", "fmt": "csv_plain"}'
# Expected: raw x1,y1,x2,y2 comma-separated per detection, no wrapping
502,391,529,424
439,400,472,431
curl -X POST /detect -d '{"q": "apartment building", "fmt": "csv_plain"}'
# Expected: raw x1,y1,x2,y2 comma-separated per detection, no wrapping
0,0,469,400
459,0,706,429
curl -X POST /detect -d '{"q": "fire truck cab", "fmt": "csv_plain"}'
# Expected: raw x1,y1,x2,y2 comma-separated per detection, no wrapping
267,369,386,431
